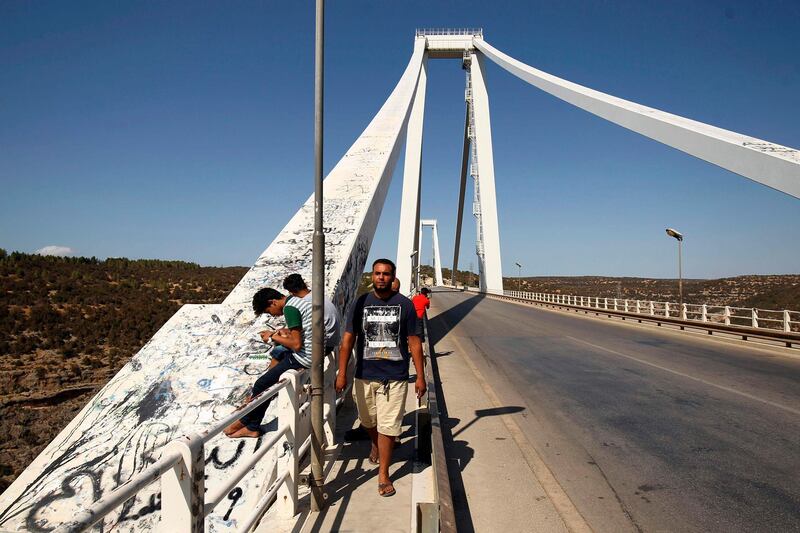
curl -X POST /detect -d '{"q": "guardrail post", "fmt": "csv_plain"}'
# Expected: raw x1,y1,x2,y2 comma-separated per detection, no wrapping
752,308,758,328
724,306,731,325
624,300,629,312
649,301,654,315
664,302,670,317
161,433,205,532
701,304,707,322
613,298,618,311
604,298,608,310
785,310,791,333
635,300,641,314
276,371,301,518
681,303,687,320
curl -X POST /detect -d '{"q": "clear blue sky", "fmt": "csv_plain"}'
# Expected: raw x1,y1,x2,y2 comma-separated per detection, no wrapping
1,1,798,279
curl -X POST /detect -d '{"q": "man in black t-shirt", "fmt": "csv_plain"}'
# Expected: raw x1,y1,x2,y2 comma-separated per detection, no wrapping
336,258,426,497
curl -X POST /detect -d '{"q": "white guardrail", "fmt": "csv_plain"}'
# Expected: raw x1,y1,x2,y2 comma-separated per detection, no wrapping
54,351,340,533
462,287,800,337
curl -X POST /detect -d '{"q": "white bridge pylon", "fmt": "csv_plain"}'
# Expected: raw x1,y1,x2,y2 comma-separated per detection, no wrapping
396,29,800,294
419,219,444,287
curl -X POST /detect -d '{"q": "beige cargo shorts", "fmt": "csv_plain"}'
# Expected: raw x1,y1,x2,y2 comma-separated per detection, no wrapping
352,378,408,437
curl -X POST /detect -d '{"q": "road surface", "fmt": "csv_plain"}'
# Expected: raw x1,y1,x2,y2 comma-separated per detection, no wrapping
429,289,800,532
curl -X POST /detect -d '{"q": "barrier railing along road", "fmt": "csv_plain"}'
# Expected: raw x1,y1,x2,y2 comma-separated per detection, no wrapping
460,287,800,348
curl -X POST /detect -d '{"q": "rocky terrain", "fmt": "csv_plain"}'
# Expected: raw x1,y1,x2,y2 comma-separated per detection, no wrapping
0,250,246,492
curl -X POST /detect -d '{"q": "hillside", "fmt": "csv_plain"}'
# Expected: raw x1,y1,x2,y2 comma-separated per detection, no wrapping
0,250,247,492
431,266,800,310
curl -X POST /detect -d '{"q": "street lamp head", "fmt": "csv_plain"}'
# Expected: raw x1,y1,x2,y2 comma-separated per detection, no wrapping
515,262,522,268
409,250,418,258
665,228,683,241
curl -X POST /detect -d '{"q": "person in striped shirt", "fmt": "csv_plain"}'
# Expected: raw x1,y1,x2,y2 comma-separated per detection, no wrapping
225,287,312,438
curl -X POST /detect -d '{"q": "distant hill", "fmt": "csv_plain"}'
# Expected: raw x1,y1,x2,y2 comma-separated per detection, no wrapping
430,265,800,311
0,250,247,492
499,274,800,311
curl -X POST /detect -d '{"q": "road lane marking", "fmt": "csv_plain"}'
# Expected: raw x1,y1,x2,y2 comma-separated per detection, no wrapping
565,336,800,417
438,319,593,533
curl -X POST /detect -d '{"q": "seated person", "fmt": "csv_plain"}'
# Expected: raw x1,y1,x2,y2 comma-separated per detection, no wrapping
282,273,341,353
225,287,312,438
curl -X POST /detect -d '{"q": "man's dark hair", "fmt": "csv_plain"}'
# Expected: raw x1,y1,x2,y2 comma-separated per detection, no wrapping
252,287,284,315
283,273,308,294
372,258,396,275
420,288,430,295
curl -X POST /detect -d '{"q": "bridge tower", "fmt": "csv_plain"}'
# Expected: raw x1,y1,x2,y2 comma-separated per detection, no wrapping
396,29,504,293
419,219,444,287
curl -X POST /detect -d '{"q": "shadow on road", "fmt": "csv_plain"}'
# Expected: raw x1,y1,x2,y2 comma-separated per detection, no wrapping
428,293,484,346
452,406,525,439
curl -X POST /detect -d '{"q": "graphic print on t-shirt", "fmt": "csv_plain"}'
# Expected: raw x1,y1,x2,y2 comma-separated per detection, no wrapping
362,305,403,361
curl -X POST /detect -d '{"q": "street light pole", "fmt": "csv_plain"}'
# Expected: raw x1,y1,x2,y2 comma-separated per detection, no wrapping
310,0,326,512
665,228,684,308
515,262,522,292
678,238,683,306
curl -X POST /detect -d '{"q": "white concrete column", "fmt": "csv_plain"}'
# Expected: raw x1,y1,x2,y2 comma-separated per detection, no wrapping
432,221,444,286
396,53,428,292
470,52,503,292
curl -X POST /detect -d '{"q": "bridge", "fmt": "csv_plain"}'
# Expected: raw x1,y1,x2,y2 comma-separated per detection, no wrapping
1,29,799,532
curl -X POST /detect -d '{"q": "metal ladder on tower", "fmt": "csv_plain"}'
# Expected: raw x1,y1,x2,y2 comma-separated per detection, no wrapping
463,51,485,278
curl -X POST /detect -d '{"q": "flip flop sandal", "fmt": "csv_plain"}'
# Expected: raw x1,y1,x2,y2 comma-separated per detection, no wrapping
368,450,380,465
378,482,396,497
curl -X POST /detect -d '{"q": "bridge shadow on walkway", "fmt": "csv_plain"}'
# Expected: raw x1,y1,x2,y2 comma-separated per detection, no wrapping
298,395,418,532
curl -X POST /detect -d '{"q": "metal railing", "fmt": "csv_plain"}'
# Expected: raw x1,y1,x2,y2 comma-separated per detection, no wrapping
458,287,800,347
497,290,800,334
55,351,340,532
415,28,483,38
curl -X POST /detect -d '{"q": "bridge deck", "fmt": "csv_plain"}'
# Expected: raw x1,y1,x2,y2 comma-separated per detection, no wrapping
429,289,800,532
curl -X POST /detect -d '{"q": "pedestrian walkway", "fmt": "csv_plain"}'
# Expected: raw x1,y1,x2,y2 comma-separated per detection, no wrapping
259,376,430,532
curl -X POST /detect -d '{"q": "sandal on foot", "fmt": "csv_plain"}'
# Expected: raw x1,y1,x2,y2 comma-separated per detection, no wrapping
378,481,396,497
368,450,379,465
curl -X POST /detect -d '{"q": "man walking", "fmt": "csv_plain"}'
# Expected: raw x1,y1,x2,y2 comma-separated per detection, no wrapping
335,258,426,497
225,287,312,438
411,287,431,340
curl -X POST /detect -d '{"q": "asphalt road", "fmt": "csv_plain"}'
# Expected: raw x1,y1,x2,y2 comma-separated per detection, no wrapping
428,289,800,533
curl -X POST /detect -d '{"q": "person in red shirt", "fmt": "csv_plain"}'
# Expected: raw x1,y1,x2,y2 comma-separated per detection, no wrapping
411,288,431,339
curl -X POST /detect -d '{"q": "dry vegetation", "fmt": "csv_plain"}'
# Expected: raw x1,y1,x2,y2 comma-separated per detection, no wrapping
0,250,246,492
498,274,800,310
